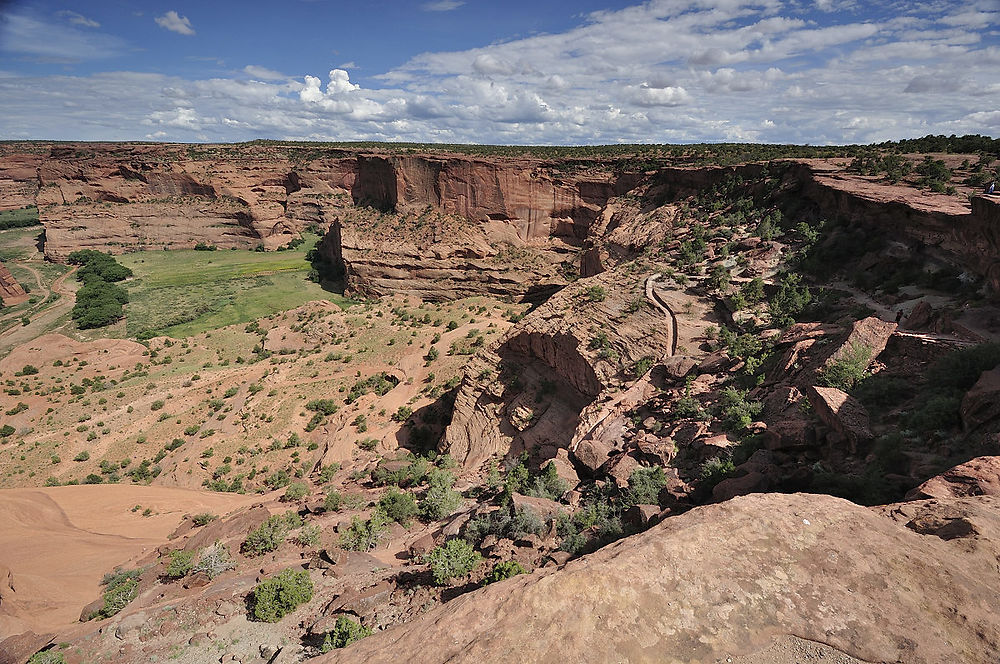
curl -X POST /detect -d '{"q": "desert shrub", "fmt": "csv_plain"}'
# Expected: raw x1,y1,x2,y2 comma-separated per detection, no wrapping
321,615,373,651
585,285,607,302
339,510,389,552
242,515,292,556
164,550,194,579
265,469,292,490
283,482,309,501
296,524,321,547
625,466,666,506
522,461,568,501
305,398,339,415
699,456,736,488
1,424,15,437
96,569,141,619
464,505,545,545
378,487,418,525
250,568,313,622
73,451,90,462
925,342,1000,391
484,560,526,584
819,344,872,391
323,489,344,512
191,512,217,526
192,542,235,579
767,272,811,327
556,488,625,554
852,373,916,409
371,456,429,487
27,651,65,664
717,387,763,433
425,538,482,585
318,463,340,482
345,372,398,403
905,394,963,433
419,469,463,521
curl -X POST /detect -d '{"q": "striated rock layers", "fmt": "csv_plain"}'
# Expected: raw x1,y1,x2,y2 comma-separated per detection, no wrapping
2,143,999,300
440,268,675,468
318,491,1000,664
0,263,28,305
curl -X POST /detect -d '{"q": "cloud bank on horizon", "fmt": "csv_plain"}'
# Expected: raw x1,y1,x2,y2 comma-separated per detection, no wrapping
0,0,997,145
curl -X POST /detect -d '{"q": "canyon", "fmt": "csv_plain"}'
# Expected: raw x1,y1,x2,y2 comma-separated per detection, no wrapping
1,140,999,664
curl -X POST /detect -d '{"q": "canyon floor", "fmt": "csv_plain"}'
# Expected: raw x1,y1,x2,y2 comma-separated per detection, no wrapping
1,140,999,664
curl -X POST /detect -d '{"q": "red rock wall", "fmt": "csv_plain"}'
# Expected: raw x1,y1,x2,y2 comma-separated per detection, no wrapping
0,263,27,305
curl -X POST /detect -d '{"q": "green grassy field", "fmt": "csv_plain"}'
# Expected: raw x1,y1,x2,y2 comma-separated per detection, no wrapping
119,234,354,337
0,206,39,231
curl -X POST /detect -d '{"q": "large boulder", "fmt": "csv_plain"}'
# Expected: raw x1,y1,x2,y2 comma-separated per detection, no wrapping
317,493,1000,664
806,385,873,453
905,456,1000,500
0,633,54,664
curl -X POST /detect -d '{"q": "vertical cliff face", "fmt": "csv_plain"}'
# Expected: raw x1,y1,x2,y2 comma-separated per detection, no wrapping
0,152,42,212
790,163,1000,295
2,142,997,301
353,156,398,211
968,196,1000,294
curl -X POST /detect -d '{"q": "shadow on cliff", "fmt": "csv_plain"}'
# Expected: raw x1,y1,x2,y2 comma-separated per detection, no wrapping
394,387,459,457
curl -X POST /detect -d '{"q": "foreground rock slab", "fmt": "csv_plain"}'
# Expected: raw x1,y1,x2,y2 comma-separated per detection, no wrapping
319,492,1000,664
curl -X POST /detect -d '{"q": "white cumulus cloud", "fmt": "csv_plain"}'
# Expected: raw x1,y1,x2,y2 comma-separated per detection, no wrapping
155,11,195,36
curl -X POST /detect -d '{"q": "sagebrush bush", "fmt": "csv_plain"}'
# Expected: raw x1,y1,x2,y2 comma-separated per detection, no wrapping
340,510,389,552
191,512,217,526
925,342,1000,390
464,505,544,545
250,568,313,622
27,651,64,664
321,615,373,651
419,469,463,520
425,538,482,585
522,462,568,501
192,542,235,579
164,550,194,579
378,487,418,525
96,569,141,619
371,456,429,487
819,343,872,391
717,387,763,433
484,560,526,584
625,466,666,506
242,514,294,556
283,482,309,502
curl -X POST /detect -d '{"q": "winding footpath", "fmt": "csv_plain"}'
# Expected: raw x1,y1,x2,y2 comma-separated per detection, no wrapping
646,272,678,357
0,265,77,359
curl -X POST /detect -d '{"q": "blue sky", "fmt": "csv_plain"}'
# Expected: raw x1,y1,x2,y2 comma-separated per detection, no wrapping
0,0,997,144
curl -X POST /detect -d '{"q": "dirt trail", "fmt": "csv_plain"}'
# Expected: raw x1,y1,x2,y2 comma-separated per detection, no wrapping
0,265,77,358
646,273,678,357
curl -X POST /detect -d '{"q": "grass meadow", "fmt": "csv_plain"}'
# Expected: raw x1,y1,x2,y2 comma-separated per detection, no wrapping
118,233,353,337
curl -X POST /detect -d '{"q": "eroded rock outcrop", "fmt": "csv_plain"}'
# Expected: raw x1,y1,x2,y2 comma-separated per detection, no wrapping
441,269,675,468
0,262,28,305
319,492,1000,664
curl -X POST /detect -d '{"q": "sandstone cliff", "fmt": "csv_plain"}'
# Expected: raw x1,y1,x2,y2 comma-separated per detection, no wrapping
0,263,28,305
440,268,679,469
2,143,998,304
318,491,1000,664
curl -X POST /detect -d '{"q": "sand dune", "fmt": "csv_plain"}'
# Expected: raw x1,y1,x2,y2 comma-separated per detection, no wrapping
0,485,257,636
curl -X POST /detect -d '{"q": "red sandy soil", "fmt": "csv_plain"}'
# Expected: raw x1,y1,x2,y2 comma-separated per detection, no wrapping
0,485,257,635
